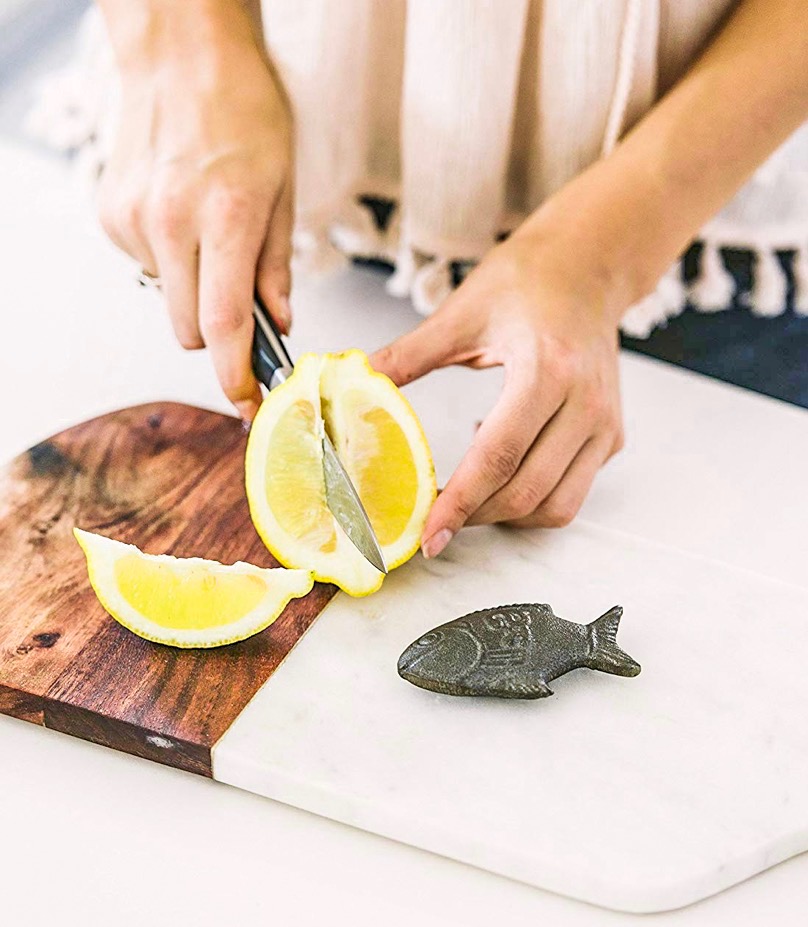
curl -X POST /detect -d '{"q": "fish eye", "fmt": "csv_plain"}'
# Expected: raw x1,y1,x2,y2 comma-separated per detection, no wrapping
418,631,443,647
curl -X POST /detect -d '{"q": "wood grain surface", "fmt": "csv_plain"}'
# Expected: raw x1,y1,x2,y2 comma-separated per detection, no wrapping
0,403,337,776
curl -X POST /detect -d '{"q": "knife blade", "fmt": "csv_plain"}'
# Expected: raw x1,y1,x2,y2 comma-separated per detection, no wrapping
251,296,387,575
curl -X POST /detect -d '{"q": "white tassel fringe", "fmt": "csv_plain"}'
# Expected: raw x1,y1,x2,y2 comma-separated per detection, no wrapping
752,248,788,318
793,247,808,316
689,241,736,312
411,259,453,317
620,264,687,338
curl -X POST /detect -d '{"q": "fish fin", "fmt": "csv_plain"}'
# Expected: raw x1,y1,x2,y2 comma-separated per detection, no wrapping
494,679,553,699
587,606,641,677
534,680,554,698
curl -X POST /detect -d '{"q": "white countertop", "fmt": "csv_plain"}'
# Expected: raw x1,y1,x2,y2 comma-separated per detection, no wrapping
2,143,808,926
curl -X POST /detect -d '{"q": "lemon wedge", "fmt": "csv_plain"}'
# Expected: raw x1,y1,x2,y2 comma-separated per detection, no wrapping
74,528,314,648
246,350,436,596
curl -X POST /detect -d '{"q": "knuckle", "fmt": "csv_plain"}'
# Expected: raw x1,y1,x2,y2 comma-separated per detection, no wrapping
544,340,576,386
540,495,579,528
580,385,605,421
208,185,254,226
477,437,523,485
449,492,478,527
150,194,188,243
371,342,413,385
503,479,548,520
202,302,247,340
373,344,397,373
502,499,532,522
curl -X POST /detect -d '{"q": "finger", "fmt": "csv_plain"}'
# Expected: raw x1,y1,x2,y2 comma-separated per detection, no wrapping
99,184,157,272
255,178,294,335
198,201,265,421
421,363,564,557
149,201,202,350
157,242,202,350
508,437,611,529
369,303,473,387
109,215,158,274
468,399,590,525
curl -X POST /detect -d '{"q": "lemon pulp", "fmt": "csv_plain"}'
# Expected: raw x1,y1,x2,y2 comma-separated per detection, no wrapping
75,528,314,648
331,394,419,547
246,350,436,596
265,399,336,553
115,555,268,631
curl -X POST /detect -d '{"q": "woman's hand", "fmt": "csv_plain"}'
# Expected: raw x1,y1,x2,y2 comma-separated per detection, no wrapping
371,0,808,558
371,211,628,559
98,1,292,420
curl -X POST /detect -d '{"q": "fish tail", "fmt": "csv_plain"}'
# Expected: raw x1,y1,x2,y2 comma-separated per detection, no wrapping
586,606,641,677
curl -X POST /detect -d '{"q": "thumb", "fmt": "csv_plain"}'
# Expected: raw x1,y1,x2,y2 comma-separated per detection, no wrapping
369,311,461,387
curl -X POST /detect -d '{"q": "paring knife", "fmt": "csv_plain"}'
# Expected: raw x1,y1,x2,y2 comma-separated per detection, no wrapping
251,296,387,575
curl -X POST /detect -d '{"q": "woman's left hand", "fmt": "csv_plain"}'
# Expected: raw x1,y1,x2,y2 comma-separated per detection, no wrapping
370,214,627,559
375,0,808,560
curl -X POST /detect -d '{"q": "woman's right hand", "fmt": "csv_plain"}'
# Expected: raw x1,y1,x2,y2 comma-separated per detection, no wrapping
98,0,293,420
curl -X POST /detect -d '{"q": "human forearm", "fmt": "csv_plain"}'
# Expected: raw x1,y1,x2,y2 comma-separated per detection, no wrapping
95,0,293,421
524,0,808,320
96,0,265,77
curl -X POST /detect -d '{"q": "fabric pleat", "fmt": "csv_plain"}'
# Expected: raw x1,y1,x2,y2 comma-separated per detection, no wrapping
26,0,808,333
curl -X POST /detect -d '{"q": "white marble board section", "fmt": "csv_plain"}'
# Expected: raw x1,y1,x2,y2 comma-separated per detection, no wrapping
213,519,808,913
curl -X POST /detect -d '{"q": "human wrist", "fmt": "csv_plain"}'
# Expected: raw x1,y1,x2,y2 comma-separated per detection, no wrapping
513,190,638,330
98,0,263,80
521,151,686,325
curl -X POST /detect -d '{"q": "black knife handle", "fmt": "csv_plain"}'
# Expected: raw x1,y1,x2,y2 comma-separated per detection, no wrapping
251,294,294,391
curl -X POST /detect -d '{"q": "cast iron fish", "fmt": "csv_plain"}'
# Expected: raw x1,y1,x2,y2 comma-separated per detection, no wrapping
398,603,640,699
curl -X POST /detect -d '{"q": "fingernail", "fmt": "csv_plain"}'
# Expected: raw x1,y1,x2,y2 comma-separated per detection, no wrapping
422,528,453,559
277,295,292,335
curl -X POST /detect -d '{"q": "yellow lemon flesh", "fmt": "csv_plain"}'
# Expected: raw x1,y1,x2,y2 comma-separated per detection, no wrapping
74,528,314,648
246,350,436,597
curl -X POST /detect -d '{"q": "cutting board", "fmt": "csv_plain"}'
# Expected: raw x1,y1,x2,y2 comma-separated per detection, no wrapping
0,403,336,776
4,404,808,913
213,523,808,914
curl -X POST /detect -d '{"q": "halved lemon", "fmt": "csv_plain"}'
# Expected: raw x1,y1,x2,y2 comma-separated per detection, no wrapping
74,528,314,648
246,350,436,597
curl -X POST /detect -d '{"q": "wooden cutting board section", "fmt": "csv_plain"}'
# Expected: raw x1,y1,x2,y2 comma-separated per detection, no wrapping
0,403,336,776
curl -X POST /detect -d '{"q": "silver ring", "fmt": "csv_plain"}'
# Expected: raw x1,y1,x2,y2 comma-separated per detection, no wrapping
137,269,162,289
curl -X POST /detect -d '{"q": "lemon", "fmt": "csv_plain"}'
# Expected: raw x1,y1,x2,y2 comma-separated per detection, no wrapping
246,350,436,596
74,528,314,648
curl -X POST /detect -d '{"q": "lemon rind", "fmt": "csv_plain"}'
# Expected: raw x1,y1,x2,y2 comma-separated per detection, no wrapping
329,349,437,572
245,350,437,597
74,528,314,649
245,355,385,596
